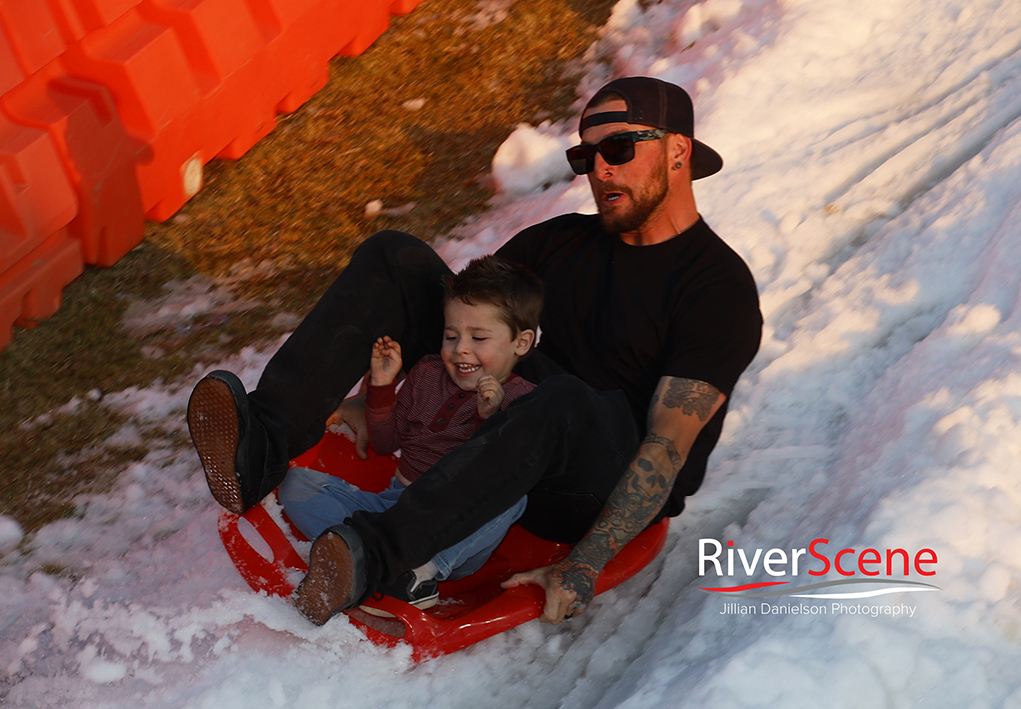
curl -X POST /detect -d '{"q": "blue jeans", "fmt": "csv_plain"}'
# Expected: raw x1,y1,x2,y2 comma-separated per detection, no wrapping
278,467,527,580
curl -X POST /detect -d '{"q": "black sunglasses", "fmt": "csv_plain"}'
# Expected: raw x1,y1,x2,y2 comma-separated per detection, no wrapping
565,129,667,175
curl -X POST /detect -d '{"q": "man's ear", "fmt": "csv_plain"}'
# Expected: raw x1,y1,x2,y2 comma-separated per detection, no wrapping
514,329,536,355
670,134,692,165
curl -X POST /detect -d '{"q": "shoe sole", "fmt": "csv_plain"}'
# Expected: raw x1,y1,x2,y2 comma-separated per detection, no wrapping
295,530,359,626
359,594,439,618
188,377,245,515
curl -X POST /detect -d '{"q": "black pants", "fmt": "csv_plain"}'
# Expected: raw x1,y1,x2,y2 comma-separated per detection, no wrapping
249,231,639,588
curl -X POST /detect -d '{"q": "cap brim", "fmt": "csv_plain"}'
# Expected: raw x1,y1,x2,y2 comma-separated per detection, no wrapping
692,140,723,180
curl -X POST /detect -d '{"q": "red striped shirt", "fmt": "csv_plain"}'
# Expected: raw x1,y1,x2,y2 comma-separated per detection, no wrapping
365,354,535,483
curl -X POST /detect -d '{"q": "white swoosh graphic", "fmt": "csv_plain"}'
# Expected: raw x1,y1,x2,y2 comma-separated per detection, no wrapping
789,586,940,599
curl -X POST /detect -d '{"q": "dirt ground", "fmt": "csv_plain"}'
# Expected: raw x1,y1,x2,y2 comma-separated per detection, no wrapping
0,0,617,535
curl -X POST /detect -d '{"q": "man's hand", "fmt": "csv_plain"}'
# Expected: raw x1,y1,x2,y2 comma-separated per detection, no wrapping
476,375,505,419
369,336,403,387
326,397,369,459
501,559,598,624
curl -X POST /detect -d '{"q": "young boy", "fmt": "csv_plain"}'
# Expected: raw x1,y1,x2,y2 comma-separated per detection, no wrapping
279,255,542,620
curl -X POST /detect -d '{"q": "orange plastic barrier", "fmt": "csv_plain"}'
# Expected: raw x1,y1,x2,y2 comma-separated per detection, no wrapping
0,0,423,350
143,0,280,161
340,0,394,58
0,2,66,76
0,117,78,273
261,0,352,117
2,64,147,266
0,28,24,97
0,116,84,348
62,8,208,221
0,230,84,349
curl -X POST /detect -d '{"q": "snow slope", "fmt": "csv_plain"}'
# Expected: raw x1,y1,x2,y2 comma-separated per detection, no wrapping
3,0,1021,706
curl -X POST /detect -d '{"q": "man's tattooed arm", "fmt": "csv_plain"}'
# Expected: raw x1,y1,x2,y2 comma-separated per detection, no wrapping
550,377,725,617
552,433,683,608
658,377,720,423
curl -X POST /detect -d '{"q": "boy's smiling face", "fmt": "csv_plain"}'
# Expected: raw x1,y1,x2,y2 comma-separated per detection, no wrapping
440,299,534,392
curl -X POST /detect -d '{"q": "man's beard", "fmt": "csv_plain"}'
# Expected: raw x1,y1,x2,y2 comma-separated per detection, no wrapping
597,160,669,235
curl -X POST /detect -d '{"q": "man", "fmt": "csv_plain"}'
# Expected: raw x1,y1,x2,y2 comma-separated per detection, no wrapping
188,76,762,626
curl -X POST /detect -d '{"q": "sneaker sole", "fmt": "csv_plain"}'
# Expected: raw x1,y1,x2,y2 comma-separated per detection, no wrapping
188,377,245,515
359,594,439,618
295,530,359,626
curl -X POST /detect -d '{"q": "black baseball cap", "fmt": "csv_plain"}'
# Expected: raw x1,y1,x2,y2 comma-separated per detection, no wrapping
579,76,723,180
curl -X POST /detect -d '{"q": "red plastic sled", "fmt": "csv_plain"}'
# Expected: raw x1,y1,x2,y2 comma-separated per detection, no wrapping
219,430,669,661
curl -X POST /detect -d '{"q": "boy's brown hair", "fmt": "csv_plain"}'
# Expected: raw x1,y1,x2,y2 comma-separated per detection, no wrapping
443,256,543,351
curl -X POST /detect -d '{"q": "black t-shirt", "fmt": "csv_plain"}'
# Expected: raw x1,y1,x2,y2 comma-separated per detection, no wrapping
496,213,762,515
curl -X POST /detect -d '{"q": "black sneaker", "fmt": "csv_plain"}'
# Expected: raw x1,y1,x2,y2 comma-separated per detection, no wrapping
187,370,262,514
360,570,439,617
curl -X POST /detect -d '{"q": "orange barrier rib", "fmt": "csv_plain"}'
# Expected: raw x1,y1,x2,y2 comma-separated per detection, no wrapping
262,0,352,116
2,66,147,266
0,2,66,76
56,0,145,34
0,115,83,348
0,0,423,350
0,29,25,98
63,8,209,221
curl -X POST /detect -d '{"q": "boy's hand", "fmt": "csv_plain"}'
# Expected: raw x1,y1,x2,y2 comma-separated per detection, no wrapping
369,336,403,387
476,375,505,419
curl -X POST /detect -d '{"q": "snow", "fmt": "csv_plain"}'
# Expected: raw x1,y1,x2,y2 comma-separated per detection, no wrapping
491,121,575,195
4,0,1021,706
0,517,23,552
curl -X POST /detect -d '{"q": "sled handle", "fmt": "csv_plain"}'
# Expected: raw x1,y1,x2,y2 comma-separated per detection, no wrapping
218,505,307,597
353,584,546,661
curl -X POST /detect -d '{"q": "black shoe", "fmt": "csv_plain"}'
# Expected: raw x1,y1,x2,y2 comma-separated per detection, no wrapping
295,525,370,626
360,570,440,618
187,370,262,514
